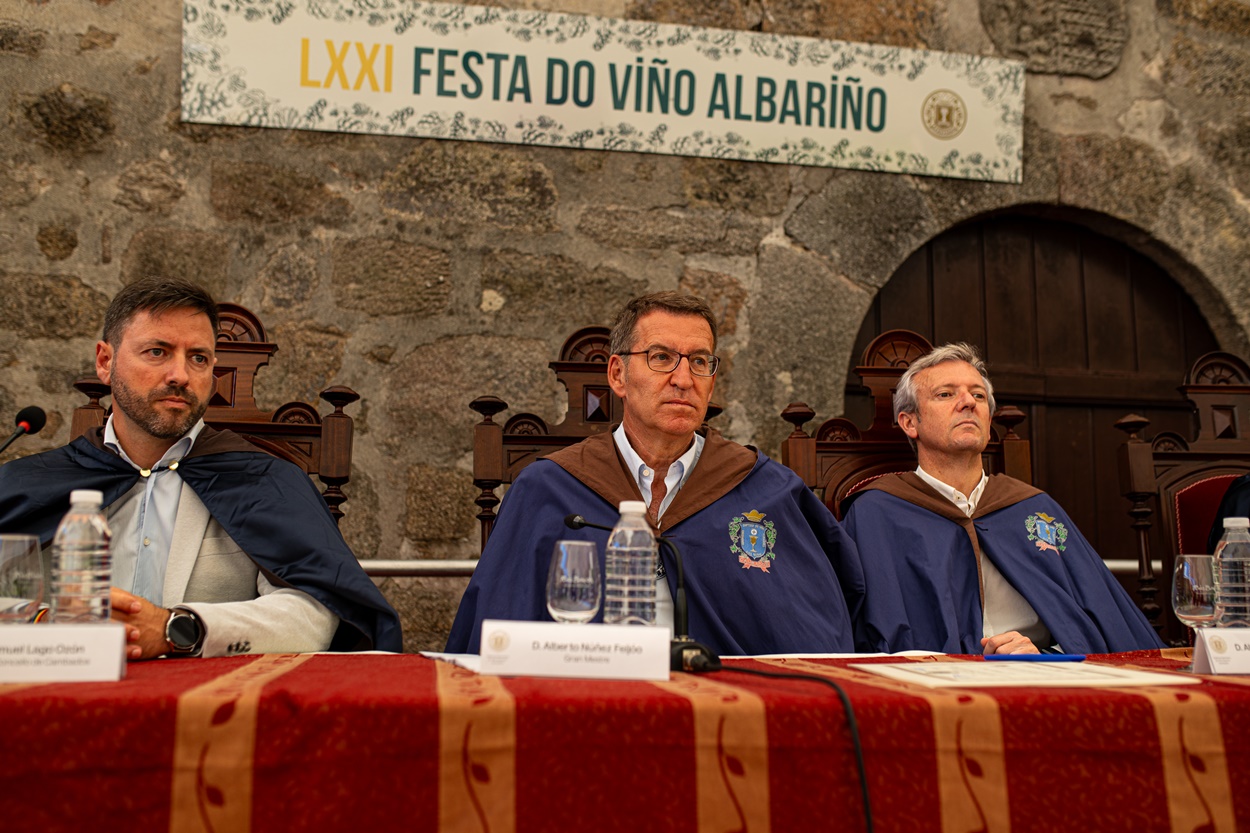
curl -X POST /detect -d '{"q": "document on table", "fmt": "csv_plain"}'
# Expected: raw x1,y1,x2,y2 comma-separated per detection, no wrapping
850,661,1201,688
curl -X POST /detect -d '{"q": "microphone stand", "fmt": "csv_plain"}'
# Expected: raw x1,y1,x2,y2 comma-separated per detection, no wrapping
564,514,719,672
0,426,31,456
656,536,720,672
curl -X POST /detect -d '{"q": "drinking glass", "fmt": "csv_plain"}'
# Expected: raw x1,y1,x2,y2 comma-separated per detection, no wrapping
1173,554,1220,670
0,534,46,623
546,540,601,624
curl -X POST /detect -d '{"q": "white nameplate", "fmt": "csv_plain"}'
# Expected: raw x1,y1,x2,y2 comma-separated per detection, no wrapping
0,623,127,682
1193,628,1250,675
479,619,669,681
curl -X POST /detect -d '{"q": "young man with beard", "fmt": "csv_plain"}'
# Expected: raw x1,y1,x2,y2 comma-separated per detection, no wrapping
0,277,401,659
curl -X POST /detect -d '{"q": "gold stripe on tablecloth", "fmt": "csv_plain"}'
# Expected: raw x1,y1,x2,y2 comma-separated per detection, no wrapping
170,653,314,833
0,683,42,695
436,660,516,833
1120,684,1235,833
652,673,770,833
756,658,1010,833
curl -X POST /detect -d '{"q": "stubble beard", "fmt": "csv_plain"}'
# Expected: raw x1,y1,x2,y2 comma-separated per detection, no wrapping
110,375,209,441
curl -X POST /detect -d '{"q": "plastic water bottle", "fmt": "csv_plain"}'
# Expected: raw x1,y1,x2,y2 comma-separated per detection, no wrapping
50,489,112,623
1215,516,1250,628
603,500,657,626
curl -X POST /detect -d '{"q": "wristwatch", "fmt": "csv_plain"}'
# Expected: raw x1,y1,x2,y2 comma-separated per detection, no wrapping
165,607,205,656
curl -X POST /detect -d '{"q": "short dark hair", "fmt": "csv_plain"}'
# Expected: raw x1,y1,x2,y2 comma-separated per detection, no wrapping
102,277,220,346
608,291,719,355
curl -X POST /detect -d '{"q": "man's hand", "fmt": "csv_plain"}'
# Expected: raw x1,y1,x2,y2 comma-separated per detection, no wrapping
110,588,171,660
981,631,1040,655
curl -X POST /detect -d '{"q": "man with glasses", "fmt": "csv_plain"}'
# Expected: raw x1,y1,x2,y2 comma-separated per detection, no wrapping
447,292,864,655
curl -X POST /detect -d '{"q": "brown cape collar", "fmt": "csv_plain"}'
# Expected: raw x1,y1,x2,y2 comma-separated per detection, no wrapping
545,430,758,531
856,471,1042,521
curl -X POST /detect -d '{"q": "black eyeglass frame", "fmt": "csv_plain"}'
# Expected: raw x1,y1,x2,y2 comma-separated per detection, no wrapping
618,349,720,377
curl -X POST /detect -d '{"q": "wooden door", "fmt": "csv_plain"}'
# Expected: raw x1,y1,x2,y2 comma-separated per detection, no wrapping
846,215,1219,626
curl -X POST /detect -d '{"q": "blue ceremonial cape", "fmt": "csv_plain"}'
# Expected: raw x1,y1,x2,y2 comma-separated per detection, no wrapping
446,431,863,655
0,427,402,652
843,473,1163,654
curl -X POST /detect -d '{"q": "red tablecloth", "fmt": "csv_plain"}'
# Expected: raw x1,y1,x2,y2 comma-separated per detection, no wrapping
1,649,1243,833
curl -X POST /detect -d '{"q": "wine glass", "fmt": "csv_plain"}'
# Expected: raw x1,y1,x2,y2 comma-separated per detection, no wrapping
546,540,601,624
0,534,46,624
1173,554,1220,670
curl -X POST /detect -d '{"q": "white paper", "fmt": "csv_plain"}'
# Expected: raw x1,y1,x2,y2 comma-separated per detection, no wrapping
850,660,1200,688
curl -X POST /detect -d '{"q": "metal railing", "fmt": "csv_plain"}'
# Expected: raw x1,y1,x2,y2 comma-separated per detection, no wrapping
360,559,1153,580
360,559,477,577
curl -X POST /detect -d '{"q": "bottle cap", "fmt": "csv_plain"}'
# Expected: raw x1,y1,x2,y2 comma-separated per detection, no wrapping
618,500,647,515
68,489,104,506
1225,517,1250,529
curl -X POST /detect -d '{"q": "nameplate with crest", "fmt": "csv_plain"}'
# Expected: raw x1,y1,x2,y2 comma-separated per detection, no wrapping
1193,628,1250,675
479,619,669,681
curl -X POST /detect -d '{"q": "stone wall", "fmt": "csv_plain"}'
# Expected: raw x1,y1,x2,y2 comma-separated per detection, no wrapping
2,0,1248,651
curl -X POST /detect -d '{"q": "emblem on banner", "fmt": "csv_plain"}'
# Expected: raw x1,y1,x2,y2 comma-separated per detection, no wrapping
729,510,776,572
1025,512,1068,554
922,89,967,140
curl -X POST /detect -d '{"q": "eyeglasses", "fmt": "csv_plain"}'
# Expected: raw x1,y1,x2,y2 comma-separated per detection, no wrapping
620,349,720,377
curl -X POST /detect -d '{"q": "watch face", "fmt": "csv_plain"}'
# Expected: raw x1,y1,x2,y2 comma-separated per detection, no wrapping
169,614,200,649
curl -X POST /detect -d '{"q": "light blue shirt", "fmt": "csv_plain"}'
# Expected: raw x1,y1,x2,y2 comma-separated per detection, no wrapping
104,417,207,606
611,425,704,636
611,424,704,528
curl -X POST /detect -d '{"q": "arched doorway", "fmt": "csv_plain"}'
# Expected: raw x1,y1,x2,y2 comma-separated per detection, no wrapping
846,214,1219,611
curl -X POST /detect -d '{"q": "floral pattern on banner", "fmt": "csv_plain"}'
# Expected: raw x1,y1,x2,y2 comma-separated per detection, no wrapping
182,0,1025,182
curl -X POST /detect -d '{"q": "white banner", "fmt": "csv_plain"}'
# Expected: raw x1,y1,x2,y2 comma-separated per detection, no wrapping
182,1,1024,182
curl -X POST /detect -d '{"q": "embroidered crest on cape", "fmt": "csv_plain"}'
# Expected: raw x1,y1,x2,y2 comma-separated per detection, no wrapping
1025,511,1068,554
729,509,776,572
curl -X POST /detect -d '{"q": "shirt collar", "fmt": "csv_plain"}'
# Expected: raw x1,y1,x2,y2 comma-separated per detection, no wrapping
104,415,207,471
613,425,702,490
915,465,988,517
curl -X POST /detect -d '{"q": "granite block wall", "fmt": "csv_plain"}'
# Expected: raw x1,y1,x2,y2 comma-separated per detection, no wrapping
2,0,1248,650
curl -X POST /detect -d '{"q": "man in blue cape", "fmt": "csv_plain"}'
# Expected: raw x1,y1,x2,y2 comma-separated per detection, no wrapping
446,292,863,656
843,342,1162,655
0,277,401,658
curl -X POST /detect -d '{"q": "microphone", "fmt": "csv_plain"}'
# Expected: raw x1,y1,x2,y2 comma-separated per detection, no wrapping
0,406,46,455
564,513,720,672
563,513,609,533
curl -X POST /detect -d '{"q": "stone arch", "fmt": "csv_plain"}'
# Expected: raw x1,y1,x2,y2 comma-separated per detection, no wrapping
843,209,1227,593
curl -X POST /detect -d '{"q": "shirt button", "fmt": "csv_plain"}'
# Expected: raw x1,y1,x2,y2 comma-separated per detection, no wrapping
643,468,653,477
143,537,151,547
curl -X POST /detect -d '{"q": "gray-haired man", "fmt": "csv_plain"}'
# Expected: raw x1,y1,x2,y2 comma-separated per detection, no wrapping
842,342,1162,655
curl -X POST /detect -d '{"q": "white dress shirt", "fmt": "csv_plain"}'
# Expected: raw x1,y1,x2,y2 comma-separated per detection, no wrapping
105,416,207,606
612,425,705,636
915,466,1052,647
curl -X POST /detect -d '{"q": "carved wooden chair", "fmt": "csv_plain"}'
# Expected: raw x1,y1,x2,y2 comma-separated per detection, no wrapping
71,303,359,523
1116,351,1250,641
469,326,723,551
779,329,1033,519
